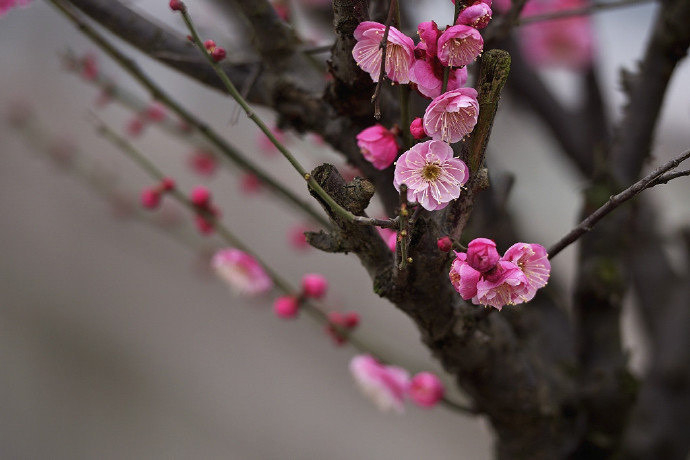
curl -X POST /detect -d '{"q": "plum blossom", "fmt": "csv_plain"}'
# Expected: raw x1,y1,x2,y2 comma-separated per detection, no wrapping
356,124,399,170
326,311,360,345
474,260,530,310
502,242,550,301
352,21,415,84
456,1,493,29
449,252,482,300
349,355,410,413
409,21,468,99
519,0,593,70
423,88,479,143
449,238,551,310
301,273,328,299
273,296,299,319
394,140,469,211
410,117,426,140
437,25,484,68
409,372,445,408
212,248,273,295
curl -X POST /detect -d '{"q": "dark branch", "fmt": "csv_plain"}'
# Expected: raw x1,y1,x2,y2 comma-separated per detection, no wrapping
548,149,690,257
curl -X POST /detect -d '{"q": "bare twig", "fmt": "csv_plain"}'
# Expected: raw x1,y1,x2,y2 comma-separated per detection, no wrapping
49,0,331,228
548,149,690,257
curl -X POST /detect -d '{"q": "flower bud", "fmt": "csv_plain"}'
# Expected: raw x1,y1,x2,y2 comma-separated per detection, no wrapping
466,238,500,272
140,188,161,209
410,117,426,140
169,0,186,12
301,273,328,299
437,236,452,252
274,296,300,319
409,372,444,407
189,186,211,207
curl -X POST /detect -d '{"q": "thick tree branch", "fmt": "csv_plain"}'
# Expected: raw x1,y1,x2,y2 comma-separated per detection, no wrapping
230,0,299,63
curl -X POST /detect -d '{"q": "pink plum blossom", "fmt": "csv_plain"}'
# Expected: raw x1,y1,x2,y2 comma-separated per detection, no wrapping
211,248,273,295
449,252,482,300
409,21,468,99
423,88,479,143
466,237,500,272
502,242,551,301
409,372,445,408
456,2,493,29
352,21,415,84
356,124,399,170
437,25,484,68
474,260,530,310
140,188,161,209
519,0,593,70
394,140,469,211
288,224,311,250
410,59,468,99
349,355,410,413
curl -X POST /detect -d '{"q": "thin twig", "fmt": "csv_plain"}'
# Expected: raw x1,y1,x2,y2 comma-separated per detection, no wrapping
93,117,473,415
548,149,690,258
179,7,397,229
371,0,398,120
648,169,690,186
49,0,331,228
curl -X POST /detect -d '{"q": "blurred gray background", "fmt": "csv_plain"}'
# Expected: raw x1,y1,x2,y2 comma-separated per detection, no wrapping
0,1,688,459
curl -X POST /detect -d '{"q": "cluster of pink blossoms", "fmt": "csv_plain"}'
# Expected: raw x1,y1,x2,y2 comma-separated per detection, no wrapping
449,238,551,310
349,355,445,412
353,2,490,211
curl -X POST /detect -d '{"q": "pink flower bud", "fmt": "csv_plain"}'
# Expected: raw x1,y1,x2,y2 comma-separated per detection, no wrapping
326,311,361,345
211,47,227,62
190,186,211,207
274,296,300,319
410,117,426,140
203,40,216,50
160,177,176,192
240,173,262,194
169,0,186,12
144,101,167,122
140,188,161,209
188,149,218,176
301,273,328,299
409,372,444,407
466,237,500,272
437,236,452,252
195,215,214,235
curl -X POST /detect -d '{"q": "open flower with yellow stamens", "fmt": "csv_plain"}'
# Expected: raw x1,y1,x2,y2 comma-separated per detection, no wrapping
437,24,484,68
352,21,415,84
423,88,479,143
393,140,468,211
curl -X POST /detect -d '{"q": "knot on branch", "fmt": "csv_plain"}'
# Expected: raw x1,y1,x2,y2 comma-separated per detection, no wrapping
310,163,375,215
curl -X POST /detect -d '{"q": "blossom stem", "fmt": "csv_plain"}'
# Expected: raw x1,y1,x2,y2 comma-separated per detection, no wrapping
93,117,472,413
48,0,332,229
548,149,690,258
180,8,394,229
